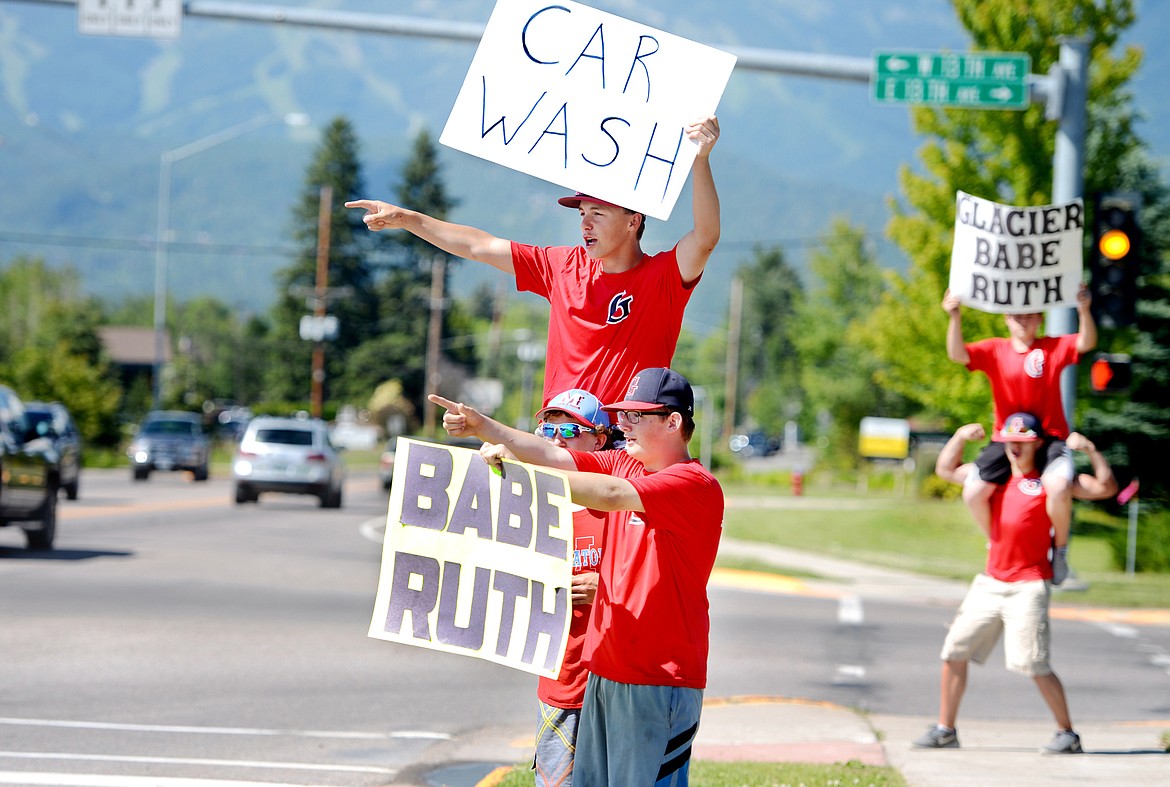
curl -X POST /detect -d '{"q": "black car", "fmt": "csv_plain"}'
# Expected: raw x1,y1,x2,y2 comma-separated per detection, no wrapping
25,401,82,500
0,385,60,550
127,410,211,481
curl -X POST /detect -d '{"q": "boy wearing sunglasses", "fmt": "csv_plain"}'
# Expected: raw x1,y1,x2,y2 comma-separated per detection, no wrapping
530,388,611,787
430,367,723,787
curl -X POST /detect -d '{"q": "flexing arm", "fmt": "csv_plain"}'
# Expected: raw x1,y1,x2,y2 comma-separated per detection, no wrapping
934,423,986,485
1066,432,1117,500
675,116,721,284
345,200,515,274
942,289,970,365
1074,283,1097,355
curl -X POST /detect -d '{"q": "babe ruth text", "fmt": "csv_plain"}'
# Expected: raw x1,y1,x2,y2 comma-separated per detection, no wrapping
381,442,569,672
950,192,1084,312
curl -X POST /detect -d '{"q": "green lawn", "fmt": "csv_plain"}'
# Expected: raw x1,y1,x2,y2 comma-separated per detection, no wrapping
718,481,1170,610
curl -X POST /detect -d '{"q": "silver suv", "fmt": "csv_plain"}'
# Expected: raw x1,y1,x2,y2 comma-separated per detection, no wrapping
232,416,344,508
128,411,210,481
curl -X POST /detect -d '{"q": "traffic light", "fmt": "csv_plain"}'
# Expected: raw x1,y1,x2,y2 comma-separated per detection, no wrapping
1089,352,1132,394
1089,192,1140,328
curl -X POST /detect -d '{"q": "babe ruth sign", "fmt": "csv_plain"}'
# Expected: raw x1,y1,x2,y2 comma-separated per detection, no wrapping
369,439,573,678
439,0,737,221
949,191,1084,313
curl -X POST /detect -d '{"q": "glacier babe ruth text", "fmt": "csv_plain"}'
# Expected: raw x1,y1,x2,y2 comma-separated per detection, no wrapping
949,191,1084,314
369,439,574,678
440,0,735,221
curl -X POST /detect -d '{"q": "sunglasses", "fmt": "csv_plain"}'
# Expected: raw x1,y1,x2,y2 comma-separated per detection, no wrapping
535,422,597,439
614,409,671,425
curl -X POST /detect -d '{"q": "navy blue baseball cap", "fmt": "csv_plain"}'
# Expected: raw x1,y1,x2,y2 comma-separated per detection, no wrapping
602,368,694,416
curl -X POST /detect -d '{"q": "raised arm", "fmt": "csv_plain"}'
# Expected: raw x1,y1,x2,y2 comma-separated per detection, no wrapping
934,423,986,485
942,289,970,365
1066,432,1117,501
345,200,515,274
1074,282,1097,355
428,394,574,471
674,116,721,284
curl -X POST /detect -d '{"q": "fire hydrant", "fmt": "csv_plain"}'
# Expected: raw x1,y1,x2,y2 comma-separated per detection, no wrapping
792,471,804,497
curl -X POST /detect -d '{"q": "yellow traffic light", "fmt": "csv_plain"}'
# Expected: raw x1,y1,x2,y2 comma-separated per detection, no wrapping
1098,228,1132,260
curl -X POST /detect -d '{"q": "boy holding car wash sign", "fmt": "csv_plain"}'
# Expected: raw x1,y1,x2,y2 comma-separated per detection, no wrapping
347,0,736,408
944,190,1097,585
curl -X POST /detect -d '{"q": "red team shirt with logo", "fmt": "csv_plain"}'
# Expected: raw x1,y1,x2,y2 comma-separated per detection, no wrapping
536,506,606,709
965,334,1079,440
570,449,724,689
986,474,1053,582
511,243,697,406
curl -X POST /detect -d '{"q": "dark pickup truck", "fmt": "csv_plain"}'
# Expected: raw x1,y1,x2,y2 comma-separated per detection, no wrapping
0,384,60,550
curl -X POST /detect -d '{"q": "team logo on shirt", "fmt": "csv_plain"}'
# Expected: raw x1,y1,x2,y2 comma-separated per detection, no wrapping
573,535,602,570
607,291,634,324
1024,349,1046,378
1016,478,1043,496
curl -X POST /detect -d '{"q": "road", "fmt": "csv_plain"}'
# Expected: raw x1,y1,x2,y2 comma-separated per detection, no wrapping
2,468,1167,785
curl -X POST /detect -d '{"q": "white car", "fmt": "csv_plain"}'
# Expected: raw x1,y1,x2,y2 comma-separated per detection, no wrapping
232,416,344,507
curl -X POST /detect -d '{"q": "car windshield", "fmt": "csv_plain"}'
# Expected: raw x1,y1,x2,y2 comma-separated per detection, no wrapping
255,428,314,446
26,411,53,428
142,420,199,437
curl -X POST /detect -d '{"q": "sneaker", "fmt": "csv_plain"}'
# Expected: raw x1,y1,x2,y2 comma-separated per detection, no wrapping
1052,546,1070,586
913,724,959,748
1041,729,1083,754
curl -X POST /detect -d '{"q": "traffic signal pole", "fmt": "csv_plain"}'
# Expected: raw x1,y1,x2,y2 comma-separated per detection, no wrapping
1045,39,1090,431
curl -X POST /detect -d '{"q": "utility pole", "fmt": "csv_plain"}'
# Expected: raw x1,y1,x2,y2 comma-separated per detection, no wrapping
722,276,743,439
311,184,332,420
423,254,447,434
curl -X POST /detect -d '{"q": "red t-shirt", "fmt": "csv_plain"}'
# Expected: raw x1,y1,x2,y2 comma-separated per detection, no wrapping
511,242,697,406
966,334,1079,440
536,506,606,709
570,450,724,689
986,474,1053,582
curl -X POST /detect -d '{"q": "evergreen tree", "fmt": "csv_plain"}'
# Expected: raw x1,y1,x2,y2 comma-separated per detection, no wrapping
863,1,1142,428
267,116,379,404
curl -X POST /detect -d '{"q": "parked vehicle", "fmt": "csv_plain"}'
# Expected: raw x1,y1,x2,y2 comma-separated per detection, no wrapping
729,430,779,458
25,401,82,500
232,416,345,507
0,385,60,550
127,411,210,481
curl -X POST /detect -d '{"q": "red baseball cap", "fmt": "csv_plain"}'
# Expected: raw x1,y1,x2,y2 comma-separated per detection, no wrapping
557,192,629,211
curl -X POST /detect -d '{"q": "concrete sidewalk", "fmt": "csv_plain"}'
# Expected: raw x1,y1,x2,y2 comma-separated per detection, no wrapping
432,539,1169,787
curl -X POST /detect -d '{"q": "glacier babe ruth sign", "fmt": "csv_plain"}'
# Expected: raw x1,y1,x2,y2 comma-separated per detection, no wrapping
949,191,1084,313
439,0,737,221
369,439,574,678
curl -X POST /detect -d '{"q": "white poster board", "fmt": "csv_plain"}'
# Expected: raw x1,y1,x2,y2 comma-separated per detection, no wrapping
440,0,737,220
949,190,1084,313
369,439,574,678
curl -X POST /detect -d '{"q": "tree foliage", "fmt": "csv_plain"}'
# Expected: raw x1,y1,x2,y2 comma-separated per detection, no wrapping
864,0,1142,430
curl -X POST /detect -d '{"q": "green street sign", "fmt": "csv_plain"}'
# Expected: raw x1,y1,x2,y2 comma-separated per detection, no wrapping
872,50,1031,110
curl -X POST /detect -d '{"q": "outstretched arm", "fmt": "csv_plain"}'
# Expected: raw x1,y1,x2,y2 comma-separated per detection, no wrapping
345,200,515,274
1074,283,1097,355
942,289,970,365
1066,432,1117,500
429,394,574,471
675,116,721,284
935,423,986,485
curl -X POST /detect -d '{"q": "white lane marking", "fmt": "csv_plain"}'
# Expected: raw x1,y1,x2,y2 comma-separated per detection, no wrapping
1095,622,1139,638
831,664,866,685
359,517,385,544
837,594,864,625
0,752,394,776
0,773,335,787
0,717,449,741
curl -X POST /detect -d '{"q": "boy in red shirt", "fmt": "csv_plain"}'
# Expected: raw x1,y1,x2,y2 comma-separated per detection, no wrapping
942,284,1096,583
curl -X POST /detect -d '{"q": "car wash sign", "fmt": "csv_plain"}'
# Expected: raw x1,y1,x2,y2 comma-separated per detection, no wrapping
949,191,1083,313
369,439,574,678
440,0,736,220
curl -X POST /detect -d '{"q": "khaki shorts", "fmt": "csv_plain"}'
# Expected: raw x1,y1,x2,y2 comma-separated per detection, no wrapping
940,573,1053,677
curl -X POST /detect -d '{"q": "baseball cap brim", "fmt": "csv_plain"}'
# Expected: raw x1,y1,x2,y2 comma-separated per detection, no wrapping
600,400,669,413
557,193,627,211
1001,432,1041,442
536,406,595,429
